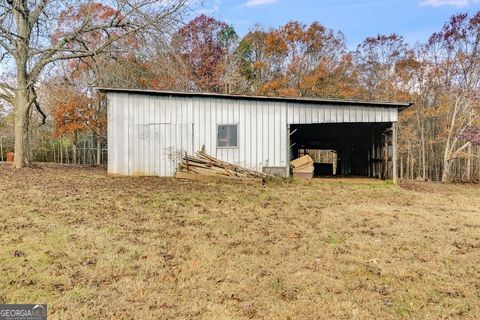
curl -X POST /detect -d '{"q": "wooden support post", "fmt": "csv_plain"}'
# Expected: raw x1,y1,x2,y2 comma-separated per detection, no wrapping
383,134,388,180
369,130,373,177
392,122,398,184
377,142,382,180
286,124,291,178
373,127,376,178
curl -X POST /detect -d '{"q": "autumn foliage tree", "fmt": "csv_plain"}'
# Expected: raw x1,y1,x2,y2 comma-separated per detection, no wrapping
354,34,409,101
51,88,102,139
235,28,269,93
0,0,187,168
234,22,355,98
172,15,238,92
44,79,107,164
424,13,480,182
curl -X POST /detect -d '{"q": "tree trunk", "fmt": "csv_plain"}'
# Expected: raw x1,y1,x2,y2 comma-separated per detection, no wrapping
410,153,415,179
96,138,101,166
72,144,77,165
466,143,472,182
60,140,63,164
73,131,78,164
13,1,32,169
0,137,4,162
478,146,480,182
406,148,410,180
400,155,404,180
420,120,426,180
441,152,452,183
83,139,87,165
13,88,31,168
442,103,458,183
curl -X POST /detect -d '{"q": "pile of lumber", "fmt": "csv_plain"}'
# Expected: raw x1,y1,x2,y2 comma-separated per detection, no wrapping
290,155,314,180
176,150,269,185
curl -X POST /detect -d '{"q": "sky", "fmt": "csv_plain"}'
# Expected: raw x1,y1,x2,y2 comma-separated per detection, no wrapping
192,0,480,48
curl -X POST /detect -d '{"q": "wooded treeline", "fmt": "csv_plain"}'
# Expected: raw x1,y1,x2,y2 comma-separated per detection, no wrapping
0,1,479,182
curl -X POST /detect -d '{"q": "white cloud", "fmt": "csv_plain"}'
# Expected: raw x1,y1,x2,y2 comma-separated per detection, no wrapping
419,0,478,7
241,0,278,8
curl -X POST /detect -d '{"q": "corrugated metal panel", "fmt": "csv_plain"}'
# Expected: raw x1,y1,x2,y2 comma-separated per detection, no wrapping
107,92,399,176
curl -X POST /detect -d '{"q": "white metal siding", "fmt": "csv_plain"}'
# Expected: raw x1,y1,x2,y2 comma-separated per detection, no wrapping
107,92,398,176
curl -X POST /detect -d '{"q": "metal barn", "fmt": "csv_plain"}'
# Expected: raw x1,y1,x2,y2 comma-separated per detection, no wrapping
99,88,411,181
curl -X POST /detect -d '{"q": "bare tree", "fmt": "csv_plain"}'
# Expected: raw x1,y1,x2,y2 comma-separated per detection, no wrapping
425,13,480,182
353,34,409,101
0,0,188,168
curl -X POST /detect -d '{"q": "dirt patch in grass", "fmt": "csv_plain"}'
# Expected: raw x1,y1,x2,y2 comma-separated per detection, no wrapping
1,164,479,319
399,180,438,193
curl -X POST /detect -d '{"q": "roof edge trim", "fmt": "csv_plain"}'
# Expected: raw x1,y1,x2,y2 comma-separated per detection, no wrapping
95,87,413,109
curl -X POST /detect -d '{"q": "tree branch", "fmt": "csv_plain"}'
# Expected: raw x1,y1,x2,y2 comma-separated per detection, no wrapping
30,24,147,81
0,82,14,103
29,0,50,25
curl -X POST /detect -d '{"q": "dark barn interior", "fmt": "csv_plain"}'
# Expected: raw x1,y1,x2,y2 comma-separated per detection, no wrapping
290,123,394,178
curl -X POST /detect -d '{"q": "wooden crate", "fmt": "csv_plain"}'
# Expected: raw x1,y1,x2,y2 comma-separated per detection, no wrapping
293,172,314,180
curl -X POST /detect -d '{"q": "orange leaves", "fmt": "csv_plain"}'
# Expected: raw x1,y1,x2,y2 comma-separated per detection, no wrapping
240,20,349,98
52,89,98,138
252,61,267,71
259,78,299,97
305,22,327,48
53,2,124,47
265,31,288,56
282,21,304,43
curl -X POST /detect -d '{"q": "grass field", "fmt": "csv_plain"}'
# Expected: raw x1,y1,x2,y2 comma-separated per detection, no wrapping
0,164,479,319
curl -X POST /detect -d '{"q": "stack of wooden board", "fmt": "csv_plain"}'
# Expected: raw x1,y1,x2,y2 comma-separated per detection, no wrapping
290,155,314,180
176,150,269,185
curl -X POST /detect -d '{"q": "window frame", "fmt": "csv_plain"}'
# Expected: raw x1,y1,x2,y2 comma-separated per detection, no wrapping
216,123,239,149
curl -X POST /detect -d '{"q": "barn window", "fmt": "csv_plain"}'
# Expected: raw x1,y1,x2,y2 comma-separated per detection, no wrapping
217,124,238,148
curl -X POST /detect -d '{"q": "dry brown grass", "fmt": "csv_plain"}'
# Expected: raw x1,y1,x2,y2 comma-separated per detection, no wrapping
0,164,479,319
